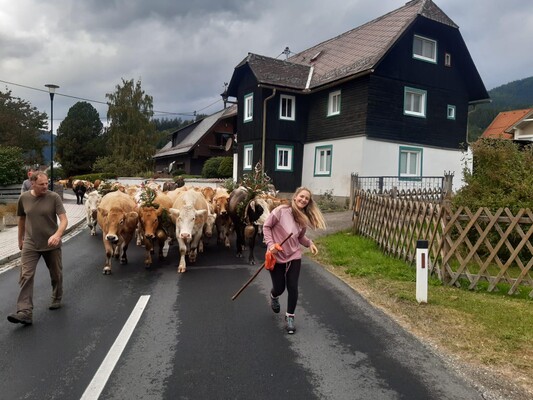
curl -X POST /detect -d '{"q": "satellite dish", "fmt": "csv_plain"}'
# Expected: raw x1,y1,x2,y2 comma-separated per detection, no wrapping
225,137,233,151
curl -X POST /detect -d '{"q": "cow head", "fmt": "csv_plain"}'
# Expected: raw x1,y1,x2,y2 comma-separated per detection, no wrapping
213,194,229,216
98,207,139,243
86,191,102,225
138,205,162,240
169,205,207,243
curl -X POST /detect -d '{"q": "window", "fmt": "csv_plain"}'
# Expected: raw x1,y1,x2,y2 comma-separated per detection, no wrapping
327,90,341,116
404,87,427,118
275,145,293,171
244,93,253,122
447,105,456,120
444,52,452,67
399,146,422,178
243,145,253,170
314,145,332,176
280,95,295,120
413,35,437,63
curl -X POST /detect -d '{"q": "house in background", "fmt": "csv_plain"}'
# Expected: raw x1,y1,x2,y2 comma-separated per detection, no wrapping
224,0,489,196
153,105,237,175
481,108,533,142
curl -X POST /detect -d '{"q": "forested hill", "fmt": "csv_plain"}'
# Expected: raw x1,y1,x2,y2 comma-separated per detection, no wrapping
468,76,533,141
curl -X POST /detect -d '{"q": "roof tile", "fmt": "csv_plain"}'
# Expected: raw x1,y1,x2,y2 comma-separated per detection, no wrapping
244,0,458,89
481,108,533,139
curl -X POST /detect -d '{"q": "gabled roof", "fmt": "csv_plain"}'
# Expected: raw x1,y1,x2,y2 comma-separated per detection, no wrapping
509,109,533,132
234,54,311,90
153,105,237,159
288,0,457,89
229,0,459,94
481,108,533,139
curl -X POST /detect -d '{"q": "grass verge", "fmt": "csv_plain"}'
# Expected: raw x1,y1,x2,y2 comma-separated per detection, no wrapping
313,230,533,397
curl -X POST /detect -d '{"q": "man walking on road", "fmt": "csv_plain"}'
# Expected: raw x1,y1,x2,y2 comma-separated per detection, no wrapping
7,171,68,326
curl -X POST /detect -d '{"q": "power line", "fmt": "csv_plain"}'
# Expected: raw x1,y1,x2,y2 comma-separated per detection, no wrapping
0,78,221,118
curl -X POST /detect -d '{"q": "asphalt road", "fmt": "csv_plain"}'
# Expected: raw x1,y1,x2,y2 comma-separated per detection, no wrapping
0,223,484,399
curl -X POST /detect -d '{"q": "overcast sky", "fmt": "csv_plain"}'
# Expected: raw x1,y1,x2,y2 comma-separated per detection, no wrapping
1,0,531,131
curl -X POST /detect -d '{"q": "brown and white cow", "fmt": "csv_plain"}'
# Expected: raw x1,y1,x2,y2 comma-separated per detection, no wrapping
85,190,102,236
198,193,217,253
212,187,232,248
169,190,208,273
137,190,174,268
228,186,272,265
97,190,139,274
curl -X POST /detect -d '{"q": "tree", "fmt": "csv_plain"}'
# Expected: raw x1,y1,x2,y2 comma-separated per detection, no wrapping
55,101,104,177
0,146,25,185
96,78,157,175
0,89,47,166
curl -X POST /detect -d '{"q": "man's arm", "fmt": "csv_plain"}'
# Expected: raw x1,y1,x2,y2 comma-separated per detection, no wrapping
48,213,68,248
18,216,26,250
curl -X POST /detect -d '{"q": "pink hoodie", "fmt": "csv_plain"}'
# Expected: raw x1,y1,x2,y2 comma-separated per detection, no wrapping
263,206,313,263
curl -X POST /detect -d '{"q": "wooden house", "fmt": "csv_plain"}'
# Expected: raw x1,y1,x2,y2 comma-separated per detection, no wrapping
153,105,237,175
225,0,489,196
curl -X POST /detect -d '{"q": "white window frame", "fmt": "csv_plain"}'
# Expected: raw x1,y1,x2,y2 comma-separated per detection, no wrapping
314,145,332,176
327,90,341,116
444,52,452,67
447,105,456,120
243,145,253,170
404,87,427,118
399,146,422,178
244,93,253,123
413,34,437,63
279,95,295,121
275,145,293,171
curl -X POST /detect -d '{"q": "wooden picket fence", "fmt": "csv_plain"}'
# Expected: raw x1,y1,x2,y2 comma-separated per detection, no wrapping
352,189,533,297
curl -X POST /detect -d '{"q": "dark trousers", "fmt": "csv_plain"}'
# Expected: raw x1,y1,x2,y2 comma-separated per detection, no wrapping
269,258,301,314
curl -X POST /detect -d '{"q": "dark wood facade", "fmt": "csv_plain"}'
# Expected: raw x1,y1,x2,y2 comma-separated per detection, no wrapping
153,109,236,176
226,1,489,193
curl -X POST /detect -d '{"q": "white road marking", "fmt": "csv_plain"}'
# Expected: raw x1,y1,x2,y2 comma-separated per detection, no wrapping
80,295,150,400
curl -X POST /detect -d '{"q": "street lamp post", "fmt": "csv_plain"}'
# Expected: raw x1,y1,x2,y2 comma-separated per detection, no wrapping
45,84,59,190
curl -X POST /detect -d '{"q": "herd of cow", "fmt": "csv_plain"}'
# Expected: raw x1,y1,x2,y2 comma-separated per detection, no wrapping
74,180,288,275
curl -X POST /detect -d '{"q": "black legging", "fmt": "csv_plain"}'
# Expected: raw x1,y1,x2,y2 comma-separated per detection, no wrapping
269,259,301,314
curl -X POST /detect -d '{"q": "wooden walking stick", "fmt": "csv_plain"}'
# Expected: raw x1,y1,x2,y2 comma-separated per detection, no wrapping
231,233,293,301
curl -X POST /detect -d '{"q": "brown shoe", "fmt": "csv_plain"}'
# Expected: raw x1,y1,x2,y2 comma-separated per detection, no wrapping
7,312,33,325
49,300,62,310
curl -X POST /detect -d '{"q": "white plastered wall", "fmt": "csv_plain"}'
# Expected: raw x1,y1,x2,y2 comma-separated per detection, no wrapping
302,137,472,197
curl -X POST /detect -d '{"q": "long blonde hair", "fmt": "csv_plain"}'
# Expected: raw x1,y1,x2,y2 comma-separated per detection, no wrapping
290,187,327,230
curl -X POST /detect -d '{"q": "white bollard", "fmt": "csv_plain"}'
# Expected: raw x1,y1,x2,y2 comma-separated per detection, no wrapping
416,240,428,304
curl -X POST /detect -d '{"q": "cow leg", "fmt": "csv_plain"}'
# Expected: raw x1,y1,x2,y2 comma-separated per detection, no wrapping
144,237,153,268
188,232,203,263
103,241,114,275
157,238,165,261
136,223,144,246
177,238,187,273
247,226,259,265
162,237,171,258
119,241,129,265
156,229,169,260
234,225,244,258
